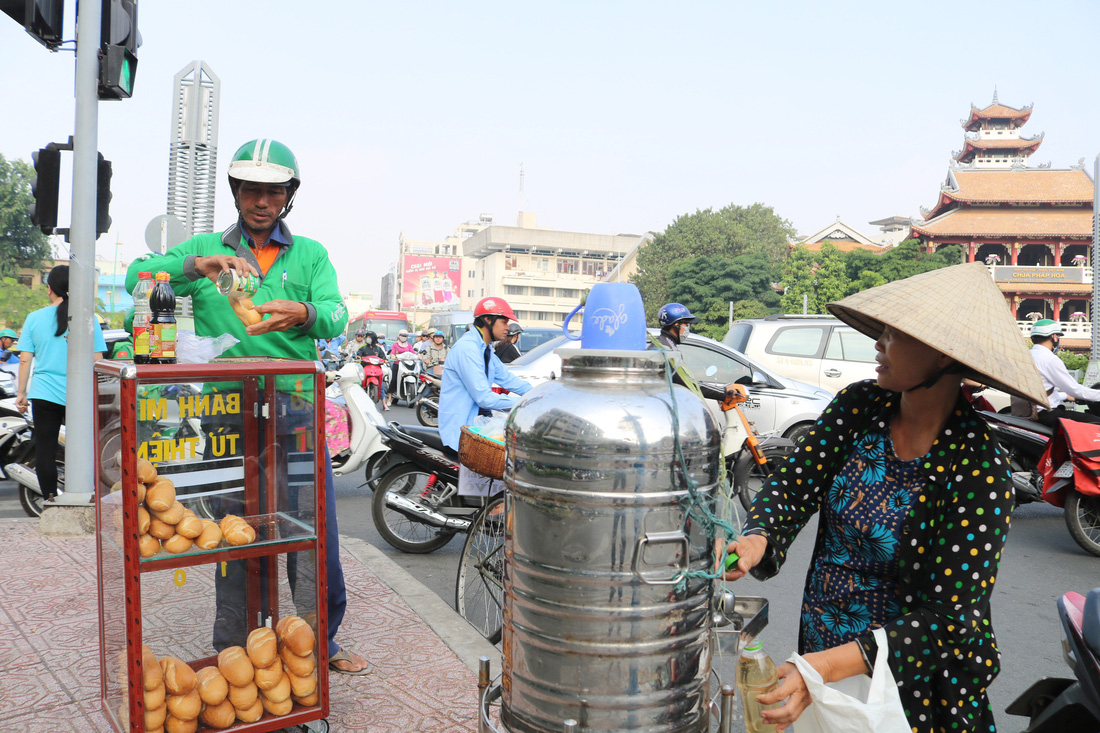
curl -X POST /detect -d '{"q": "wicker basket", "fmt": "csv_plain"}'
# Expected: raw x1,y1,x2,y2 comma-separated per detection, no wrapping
459,425,506,480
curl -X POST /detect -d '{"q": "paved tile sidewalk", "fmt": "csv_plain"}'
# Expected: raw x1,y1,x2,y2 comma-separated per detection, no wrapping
0,520,494,733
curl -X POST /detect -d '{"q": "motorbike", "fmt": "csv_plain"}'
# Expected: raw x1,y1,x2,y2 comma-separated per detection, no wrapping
369,423,497,554
982,409,1100,556
411,372,441,428
386,351,422,407
2,409,65,518
1006,587,1100,730
324,359,389,484
360,354,387,406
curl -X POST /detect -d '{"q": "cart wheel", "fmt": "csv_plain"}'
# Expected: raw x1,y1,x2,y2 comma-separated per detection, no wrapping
456,496,506,643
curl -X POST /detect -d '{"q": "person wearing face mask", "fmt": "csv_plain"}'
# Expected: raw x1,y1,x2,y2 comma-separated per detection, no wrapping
1028,318,1100,426
654,302,733,403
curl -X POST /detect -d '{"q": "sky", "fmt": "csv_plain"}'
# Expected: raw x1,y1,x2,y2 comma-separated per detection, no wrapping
2,0,1098,299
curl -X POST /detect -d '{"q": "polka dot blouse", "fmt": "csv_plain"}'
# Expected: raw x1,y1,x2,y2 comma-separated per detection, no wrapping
743,380,1014,733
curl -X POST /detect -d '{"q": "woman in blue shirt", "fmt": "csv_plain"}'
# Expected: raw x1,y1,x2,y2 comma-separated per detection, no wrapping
15,266,106,501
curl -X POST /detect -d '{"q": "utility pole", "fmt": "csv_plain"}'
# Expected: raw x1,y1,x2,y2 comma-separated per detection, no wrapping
1087,154,1100,386
57,0,104,506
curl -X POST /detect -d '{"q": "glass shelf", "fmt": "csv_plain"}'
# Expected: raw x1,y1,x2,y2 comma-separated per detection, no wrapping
138,513,317,570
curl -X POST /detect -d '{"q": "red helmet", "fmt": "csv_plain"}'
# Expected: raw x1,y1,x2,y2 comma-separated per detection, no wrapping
473,296,517,321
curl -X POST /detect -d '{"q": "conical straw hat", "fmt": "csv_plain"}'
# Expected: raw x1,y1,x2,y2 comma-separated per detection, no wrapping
826,261,1047,405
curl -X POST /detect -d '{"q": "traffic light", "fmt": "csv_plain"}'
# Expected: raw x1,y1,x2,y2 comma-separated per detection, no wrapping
30,145,61,234
98,0,138,100
1,0,65,50
96,154,112,236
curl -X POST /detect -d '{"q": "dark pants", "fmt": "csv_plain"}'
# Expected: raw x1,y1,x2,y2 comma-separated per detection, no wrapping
30,399,64,500
210,399,347,658
1037,405,1100,427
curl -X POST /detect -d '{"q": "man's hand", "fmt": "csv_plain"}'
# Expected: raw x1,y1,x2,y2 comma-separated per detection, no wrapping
194,255,258,283
247,299,308,335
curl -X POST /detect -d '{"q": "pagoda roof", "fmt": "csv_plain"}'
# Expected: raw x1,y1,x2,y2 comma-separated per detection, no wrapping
911,207,1094,239
795,218,882,248
922,168,1095,218
962,94,1033,129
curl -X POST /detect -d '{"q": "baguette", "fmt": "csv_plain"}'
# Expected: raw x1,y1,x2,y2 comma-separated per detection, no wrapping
262,670,291,703
138,533,161,558
144,702,167,730
246,627,278,668
230,296,263,327
217,645,254,687
227,680,258,710
164,716,198,733
152,500,185,525
253,659,284,691
135,480,146,505
234,696,263,723
148,517,175,541
279,645,316,677
137,505,151,535
276,615,315,655
159,656,196,696
162,534,193,554
144,681,165,710
284,667,317,698
175,511,203,539
261,694,294,716
194,666,228,705
166,687,202,720
219,515,256,546
136,458,158,483
195,519,222,550
142,645,163,691
198,697,236,729
293,690,319,707
145,478,175,512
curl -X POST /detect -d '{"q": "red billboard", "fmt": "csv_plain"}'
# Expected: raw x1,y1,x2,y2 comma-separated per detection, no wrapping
402,255,462,310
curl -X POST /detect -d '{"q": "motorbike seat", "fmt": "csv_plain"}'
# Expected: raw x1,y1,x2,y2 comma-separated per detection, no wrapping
982,410,1055,438
1085,587,1100,658
397,424,449,454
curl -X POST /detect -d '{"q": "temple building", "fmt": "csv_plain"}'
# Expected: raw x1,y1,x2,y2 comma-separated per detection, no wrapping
910,92,1096,346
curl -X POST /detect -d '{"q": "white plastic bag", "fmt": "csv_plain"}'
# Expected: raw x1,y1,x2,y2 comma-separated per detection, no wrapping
175,331,239,364
790,627,909,733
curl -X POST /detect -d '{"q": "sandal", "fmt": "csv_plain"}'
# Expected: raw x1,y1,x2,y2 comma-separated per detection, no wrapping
329,648,372,676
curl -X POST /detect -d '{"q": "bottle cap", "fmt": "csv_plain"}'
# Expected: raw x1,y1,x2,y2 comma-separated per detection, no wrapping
139,272,152,278
744,640,763,652
155,271,170,282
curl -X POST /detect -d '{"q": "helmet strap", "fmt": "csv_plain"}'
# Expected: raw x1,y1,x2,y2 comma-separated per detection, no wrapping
904,361,965,393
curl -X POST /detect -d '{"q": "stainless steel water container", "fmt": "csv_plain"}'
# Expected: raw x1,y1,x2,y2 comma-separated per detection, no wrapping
502,350,721,733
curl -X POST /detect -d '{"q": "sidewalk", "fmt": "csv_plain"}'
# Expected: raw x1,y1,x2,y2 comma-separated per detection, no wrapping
0,519,500,733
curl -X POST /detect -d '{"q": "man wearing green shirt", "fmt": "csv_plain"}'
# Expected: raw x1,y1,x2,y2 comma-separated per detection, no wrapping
126,139,367,675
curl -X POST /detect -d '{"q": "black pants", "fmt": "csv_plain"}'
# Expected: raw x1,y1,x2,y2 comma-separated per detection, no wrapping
30,399,65,500
1037,405,1100,427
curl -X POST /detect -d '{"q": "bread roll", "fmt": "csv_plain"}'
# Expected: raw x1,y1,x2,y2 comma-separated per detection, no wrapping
230,297,263,327
159,656,196,696
137,458,157,483
137,505,151,534
152,500,185,525
145,478,176,512
279,646,316,677
227,680,258,709
149,517,175,541
261,694,294,716
175,512,203,539
219,515,256,546
235,697,263,723
246,627,278,668
285,667,317,698
136,480,146,505
198,697,236,729
293,690,319,707
193,666,228,705
164,716,198,733
263,670,291,703
138,533,161,558
217,646,254,687
166,687,202,720
195,519,222,550
145,681,166,710
142,645,162,691
145,702,167,730
253,660,284,691
276,615,315,655
162,534,193,554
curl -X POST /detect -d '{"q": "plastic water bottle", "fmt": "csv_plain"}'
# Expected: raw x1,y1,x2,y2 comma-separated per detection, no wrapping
737,640,781,733
132,271,153,364
148,272,177,364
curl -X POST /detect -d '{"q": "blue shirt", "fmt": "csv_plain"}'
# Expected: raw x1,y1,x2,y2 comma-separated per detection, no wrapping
16,304,106,405
439,326,532,451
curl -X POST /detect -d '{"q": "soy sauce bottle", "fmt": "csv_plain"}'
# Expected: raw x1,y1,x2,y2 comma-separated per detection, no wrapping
148,272,177,364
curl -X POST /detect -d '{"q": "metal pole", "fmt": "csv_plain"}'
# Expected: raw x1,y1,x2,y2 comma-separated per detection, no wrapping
56,0,102,506
477,657,491,733
1088,154,1100,386
111,234,121,312
719,684,736,733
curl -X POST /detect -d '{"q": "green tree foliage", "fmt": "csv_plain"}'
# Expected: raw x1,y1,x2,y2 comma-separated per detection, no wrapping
664,254,783,339
0,154,53,279
0,276,50,330
632,202,797,320
780,242,850,314
842,239,963,294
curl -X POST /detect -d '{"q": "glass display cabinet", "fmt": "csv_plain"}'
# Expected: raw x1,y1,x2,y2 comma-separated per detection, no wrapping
94,359,329,732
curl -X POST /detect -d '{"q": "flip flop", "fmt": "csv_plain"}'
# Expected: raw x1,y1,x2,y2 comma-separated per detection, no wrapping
329,648,372,676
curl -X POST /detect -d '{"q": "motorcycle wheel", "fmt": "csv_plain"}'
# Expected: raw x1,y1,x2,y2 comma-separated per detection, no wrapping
366,383,380,405
1064,491,1100,558
19,484,44,518
371,464,457,553
416,400,439,428
455,496,505,644
733,443,795,512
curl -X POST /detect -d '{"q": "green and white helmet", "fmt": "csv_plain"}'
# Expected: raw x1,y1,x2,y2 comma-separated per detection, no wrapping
228,139,300,216
1031,319,1063,338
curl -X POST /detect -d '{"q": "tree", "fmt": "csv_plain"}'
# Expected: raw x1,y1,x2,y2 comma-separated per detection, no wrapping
632,202,797,320
664,254,783,339
780,242,849,314
0,154,53,279
843,239,963,293
0,276,50,330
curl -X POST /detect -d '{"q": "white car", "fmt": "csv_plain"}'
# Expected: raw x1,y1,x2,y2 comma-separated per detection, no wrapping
507,332,833,443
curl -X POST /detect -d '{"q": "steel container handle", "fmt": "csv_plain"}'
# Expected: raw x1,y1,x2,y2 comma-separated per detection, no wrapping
632,530,689,585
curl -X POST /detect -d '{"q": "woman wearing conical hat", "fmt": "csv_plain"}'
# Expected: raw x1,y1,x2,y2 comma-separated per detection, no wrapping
721,262,1046,733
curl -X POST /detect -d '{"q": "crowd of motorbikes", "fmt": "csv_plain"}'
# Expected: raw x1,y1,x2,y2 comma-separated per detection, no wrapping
1,350,1098,727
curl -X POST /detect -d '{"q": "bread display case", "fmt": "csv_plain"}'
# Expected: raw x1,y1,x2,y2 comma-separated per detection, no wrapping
94,359,329,733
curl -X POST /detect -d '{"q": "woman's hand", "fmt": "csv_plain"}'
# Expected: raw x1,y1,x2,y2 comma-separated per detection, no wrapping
15,394,28,414
758,660,813,727
716,533,768,581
